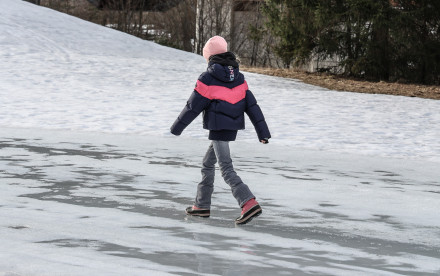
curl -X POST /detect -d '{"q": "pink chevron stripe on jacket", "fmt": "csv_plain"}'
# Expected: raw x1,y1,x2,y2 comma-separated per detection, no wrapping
194,80,248,104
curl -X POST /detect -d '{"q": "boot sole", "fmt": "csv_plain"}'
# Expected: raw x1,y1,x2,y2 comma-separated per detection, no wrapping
186,212,210,218
235,205,262,225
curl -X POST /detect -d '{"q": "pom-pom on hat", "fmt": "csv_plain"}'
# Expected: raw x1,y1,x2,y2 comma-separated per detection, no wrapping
203,36,228,62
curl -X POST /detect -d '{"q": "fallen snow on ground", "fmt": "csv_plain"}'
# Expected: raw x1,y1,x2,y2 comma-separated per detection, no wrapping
1,0,440,162
0,0,440,275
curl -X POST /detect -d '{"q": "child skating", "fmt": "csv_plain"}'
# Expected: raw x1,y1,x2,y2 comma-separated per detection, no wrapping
171,36,271,225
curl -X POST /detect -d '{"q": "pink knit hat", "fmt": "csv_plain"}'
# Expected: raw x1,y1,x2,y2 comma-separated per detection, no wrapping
203,36,228,62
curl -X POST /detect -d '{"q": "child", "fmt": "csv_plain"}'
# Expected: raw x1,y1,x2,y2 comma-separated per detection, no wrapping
170,36,271,225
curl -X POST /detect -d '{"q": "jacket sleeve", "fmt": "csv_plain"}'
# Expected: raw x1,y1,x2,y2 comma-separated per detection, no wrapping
245,90,271,141
170,90,211,136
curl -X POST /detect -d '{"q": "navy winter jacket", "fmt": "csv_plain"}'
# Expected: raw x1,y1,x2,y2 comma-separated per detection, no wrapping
170,52,271,141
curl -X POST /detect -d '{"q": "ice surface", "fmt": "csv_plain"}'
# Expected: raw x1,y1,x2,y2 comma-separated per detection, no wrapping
1,0,439,275
1,128,439,275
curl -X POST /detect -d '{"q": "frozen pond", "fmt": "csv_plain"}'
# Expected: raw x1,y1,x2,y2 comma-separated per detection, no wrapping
1,128,439,276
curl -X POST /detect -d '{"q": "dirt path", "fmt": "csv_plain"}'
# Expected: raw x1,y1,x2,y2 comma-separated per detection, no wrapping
242,67,440,100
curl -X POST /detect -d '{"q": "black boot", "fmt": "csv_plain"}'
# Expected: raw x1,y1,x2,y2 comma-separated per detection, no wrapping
186,206,210,217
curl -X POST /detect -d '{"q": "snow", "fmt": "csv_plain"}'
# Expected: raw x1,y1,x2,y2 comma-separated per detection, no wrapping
1,1,440,162
0,1,439,275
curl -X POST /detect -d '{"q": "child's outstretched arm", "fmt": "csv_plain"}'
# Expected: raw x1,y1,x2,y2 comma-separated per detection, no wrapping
170,91,211,136
245,90,271,143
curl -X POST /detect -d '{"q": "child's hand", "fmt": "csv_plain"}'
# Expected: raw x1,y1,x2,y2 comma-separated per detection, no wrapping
260,138,269,144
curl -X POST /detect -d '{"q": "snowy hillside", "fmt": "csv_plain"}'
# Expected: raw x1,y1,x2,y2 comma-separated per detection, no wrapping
1,0,440,162
1,1,440,276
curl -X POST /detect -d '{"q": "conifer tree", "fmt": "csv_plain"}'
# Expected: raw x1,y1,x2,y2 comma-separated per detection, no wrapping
262,0,440,84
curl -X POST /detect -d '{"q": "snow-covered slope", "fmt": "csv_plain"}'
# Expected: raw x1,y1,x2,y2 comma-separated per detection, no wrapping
1,0,440,162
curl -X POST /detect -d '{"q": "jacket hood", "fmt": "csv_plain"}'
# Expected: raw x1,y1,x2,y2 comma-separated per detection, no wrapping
207,52,240,82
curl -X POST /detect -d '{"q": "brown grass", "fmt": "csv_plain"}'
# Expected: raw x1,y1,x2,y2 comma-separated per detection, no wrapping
242,66,440,100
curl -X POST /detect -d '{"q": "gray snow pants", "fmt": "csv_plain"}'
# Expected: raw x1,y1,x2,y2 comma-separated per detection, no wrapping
195,141,255,209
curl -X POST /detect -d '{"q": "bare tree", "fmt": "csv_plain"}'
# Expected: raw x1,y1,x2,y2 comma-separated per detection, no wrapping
24,0,41,5
40,0,73,14
195,0,233,55
99,0,148,39
195,0,279,67
149,0,197,51
40,0,102,23
241,1,279,67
